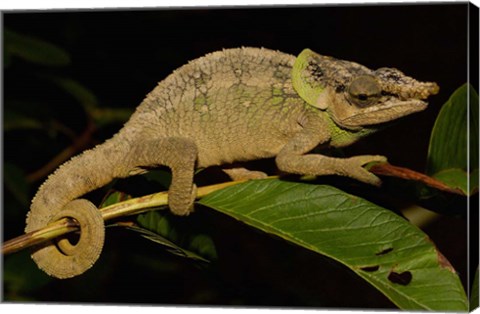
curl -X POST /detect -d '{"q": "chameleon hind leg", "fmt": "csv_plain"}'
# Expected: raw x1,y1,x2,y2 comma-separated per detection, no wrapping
222,167,268,181
29,137,197,278
128,137,198,216
30,199,104,279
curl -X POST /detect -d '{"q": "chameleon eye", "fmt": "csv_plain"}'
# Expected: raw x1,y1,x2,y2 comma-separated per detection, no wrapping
347,75,381,107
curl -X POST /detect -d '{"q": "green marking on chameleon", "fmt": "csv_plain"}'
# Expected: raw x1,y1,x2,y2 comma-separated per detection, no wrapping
271,96,285,106
272,87,283,96
322,111,375,147
194,94,207,106
194,94,210,116
291,49,326,108
194,73,208,87
266,86,286,106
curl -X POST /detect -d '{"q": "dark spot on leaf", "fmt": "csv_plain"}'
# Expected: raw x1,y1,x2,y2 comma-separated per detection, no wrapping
376,247,393,256
388,271,412,285
360,265,380,272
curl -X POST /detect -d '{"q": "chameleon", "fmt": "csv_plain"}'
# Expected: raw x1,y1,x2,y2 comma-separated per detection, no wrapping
25,47,439,279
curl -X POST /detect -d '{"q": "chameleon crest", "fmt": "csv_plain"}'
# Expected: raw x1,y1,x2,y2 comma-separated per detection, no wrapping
25,47,438,278
292,48,439,129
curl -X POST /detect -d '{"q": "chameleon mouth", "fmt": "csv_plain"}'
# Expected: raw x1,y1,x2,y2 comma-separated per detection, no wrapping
341,98,428,127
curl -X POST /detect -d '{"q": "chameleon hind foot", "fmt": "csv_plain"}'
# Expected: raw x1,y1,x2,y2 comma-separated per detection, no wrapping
223,167,268,181
30,199,105,279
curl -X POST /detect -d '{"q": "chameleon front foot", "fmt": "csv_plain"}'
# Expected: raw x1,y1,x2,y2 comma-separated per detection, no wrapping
168,183,197,216
343,155,387,186
30,199,105,279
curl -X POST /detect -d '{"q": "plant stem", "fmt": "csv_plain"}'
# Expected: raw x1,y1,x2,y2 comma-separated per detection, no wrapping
4,163,458,256
2,179,252,256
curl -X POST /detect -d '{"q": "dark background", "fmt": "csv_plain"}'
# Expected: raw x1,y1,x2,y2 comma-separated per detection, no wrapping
2,3,475,309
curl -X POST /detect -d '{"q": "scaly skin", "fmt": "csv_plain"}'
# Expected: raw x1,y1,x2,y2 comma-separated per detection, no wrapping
26,47,439,278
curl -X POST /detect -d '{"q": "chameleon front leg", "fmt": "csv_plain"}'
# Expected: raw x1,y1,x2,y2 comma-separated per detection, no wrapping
275,129,386,186
128,137,198,215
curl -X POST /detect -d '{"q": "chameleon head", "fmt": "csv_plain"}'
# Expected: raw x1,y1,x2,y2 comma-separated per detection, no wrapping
292,48,439,129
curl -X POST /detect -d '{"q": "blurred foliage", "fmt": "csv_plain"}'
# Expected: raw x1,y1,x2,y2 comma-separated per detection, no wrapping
472,267,479,310
4,163,30,207
4,29,71,66
427,84,479,195
135,210,217,263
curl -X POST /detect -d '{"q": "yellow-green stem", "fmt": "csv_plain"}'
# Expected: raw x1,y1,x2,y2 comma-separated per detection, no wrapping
2,178,265,256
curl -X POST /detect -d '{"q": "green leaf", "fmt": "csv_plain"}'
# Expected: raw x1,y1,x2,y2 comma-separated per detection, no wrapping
137,209,178,241
188,234,217,261
427,84,479,195
3,251,52,299
472,267,479,310
432,168,469,195
128,226,205,261
143,169,172,190
472,168,479,195
99,190,132,208
4,163,29,207
45,76,98,111
4,29,70,66
3,110,44,131
134,211,214,263
90,108,134,127
4,48,12,67
199,179,468,311
41,75,135,126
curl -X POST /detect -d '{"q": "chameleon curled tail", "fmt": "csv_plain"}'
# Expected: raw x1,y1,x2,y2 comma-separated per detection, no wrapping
25,136,129,279
26,199,104,279
25,133,198,278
